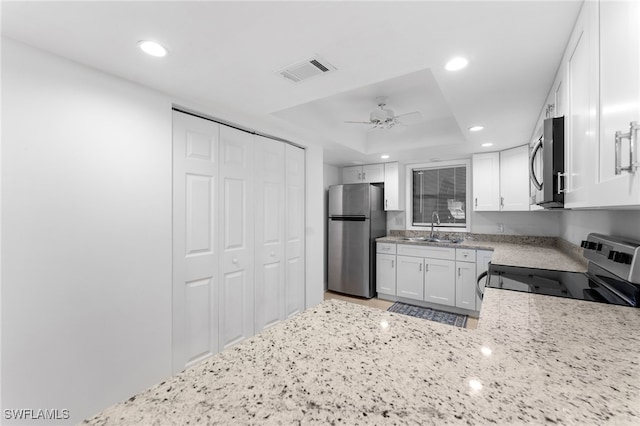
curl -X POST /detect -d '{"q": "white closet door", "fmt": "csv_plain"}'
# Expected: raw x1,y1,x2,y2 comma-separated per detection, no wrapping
285,145,305,318
219,126,255,349
172,111,219,373
254,136,285,332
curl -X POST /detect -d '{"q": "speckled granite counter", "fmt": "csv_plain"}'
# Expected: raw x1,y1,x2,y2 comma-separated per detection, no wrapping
84,294,640,425
376,235,588,272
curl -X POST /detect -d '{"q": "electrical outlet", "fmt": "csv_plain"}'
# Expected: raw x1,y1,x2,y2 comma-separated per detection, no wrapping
497,223,504,233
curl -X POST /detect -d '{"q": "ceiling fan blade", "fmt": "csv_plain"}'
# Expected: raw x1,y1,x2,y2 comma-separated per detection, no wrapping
394,111,422,124
344,120,373,124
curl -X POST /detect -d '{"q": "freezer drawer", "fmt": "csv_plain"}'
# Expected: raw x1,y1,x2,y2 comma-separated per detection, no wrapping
328,218,372,297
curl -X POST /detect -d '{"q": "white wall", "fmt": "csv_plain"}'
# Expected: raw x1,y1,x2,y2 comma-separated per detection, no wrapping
1,38,326,424
305,145,325,307
471,211,562,236
322,164,340,289
2,39,173,424
559,210,640,245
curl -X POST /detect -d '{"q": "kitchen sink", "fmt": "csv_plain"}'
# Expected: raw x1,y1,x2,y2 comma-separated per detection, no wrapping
400,237,463,244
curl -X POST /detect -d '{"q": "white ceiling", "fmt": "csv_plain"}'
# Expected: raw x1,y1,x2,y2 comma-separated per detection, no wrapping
1,1,582,166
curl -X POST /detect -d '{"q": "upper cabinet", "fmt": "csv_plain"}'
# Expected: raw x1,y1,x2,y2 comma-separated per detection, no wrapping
472,152,500,211
342,163,384,184
383,162,404,211
500,145,530,211
548,0,640,208
472,146,530,212
342,162,403,210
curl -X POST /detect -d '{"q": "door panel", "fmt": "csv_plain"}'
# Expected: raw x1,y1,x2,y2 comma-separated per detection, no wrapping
255,136,285,332
219,126,254,349
285,145,305,317
424,259,455,306
396,255,423,300
185,278,212,364
172,111,219,373
376,253,396,295
455,262,476,310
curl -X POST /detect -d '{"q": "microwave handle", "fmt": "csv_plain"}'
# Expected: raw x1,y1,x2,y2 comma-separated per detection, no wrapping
530,137,543,191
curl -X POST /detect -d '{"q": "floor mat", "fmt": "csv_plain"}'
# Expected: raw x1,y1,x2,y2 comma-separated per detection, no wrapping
387,302,468,328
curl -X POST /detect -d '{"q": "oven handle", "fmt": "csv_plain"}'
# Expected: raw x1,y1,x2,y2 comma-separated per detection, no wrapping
530,137,543,191
476,271,488,301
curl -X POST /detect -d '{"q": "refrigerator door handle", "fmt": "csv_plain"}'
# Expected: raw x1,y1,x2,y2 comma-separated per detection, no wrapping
330,216,367,221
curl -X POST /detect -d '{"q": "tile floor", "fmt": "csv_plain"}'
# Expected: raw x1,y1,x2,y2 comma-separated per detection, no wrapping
323,291,479,329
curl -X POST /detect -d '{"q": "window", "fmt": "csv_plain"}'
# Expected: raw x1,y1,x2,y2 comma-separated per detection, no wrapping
406,160,470,231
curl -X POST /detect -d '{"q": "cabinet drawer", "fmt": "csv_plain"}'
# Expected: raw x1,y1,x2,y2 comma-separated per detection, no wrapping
397,244,455,260
456,248,476,262
377,242,397,254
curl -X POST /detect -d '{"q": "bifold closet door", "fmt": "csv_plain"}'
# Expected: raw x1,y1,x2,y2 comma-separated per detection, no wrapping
285,145,305,318
254,136,285,332
172,111,219,374
219,126,255,350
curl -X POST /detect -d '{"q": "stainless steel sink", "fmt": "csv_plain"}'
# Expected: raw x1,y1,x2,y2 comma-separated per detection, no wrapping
400,237,463,244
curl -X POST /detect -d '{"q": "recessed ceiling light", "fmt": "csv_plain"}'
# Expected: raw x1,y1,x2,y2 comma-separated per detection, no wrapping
481,143,493,147
469,125,484,132
138,40,168,57
445,57,468,71
380,154,390,159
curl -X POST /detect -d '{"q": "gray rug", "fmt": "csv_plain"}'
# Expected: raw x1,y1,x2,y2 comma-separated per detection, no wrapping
387,302,468,328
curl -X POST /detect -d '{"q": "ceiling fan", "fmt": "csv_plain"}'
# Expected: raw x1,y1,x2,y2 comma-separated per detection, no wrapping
345,96,422,129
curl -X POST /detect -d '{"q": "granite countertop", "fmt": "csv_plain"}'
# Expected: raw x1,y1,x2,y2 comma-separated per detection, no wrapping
84,294,640,425
376,235,588,272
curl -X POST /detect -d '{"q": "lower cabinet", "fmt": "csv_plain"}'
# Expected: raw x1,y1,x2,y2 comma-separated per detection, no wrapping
396,255,424,300
376,253,397,295
376,242,493,312
424,258,456,307
455,261,476,310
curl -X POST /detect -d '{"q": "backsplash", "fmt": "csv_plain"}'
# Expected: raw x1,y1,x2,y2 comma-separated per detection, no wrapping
388,229,558,247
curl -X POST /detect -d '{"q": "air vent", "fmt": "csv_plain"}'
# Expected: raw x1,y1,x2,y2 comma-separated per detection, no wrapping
278,55,336,83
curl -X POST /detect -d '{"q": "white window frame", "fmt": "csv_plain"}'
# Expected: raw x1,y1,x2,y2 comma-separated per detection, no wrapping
405,159,471,232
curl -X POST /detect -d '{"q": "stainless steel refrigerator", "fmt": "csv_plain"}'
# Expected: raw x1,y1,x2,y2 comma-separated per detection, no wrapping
328,183,386,298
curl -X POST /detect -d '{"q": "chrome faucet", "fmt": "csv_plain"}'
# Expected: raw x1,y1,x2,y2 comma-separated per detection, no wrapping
430,211,440,239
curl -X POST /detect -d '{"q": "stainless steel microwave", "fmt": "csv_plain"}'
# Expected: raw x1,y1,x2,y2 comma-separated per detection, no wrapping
530,116,565,208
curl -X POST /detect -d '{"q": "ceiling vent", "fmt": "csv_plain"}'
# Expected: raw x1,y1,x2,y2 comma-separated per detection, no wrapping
278,56,336,83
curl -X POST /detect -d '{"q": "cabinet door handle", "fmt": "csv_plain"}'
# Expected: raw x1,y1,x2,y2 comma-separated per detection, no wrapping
500,197,504,208
363,172,366,180
615,121,639,174
556,172,567,194
358,172,362,180
391,260,394,268
458,267,461,277
475,197,478,207
385,199,388,208
419,263,422,272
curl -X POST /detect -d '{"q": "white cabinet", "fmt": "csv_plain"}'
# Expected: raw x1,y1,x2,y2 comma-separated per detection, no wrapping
376,254,397,295
396,255,424,300
376,243,397,296
589,0,640,206
472,153,500,211
475,250,493,308
378,243,483,312
472,147,529,212
383,162,404,211
499,145,531,211
455,261,476,310
342,166,362,184
560,0,640,208
424,258,456,307
342,163,384,184
564,0,598,208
